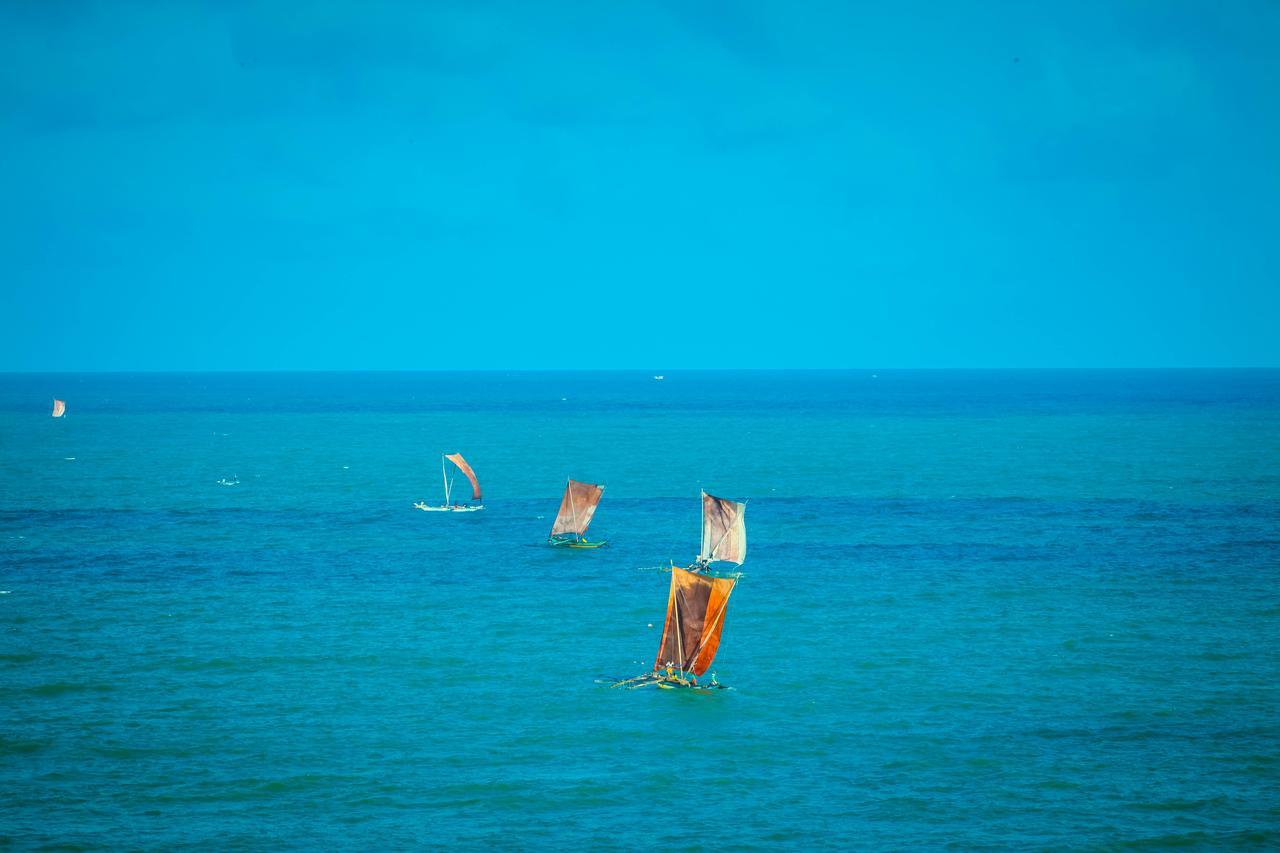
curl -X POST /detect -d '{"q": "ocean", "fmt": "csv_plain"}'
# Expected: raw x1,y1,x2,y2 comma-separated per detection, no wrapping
1,370,1277,849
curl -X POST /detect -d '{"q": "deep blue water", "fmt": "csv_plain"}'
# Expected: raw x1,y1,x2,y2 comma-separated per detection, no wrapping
2,371,1278,849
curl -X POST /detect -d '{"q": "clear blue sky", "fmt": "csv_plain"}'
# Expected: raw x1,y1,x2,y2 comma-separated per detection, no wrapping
2,1,1277,370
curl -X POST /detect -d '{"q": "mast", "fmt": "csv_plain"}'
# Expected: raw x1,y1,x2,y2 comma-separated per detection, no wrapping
699,488,706,565
674,588,683,677
441,455,451,504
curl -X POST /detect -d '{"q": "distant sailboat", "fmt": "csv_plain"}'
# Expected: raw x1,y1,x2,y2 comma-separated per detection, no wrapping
415,453,484,512
697,490,747,569
548,479,607,548
51,399,66,418
613,490,746,690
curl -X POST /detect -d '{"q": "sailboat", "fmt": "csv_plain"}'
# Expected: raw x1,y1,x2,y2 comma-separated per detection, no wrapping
614,490,746,690
51,399,66,418
548,479,607,548
414,453,484,512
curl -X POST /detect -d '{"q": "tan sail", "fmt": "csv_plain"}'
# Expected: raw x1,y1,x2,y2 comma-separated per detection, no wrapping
444,453,482,501
51,399,66,418
700,491,746,565
550,479,604,537
653,566,737,676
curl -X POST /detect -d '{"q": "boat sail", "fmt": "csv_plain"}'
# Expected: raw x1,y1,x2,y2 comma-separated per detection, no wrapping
613,489,746,690
699,490,746,567
414,453,484,512
51,399,66,418
653,566,738,678
548,479,607,548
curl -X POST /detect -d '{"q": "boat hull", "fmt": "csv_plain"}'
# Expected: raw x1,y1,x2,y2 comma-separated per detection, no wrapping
548,537,607,549
610,673,726,690
415,503,484,512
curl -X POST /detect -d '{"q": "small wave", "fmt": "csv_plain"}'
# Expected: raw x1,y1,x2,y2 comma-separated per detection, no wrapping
0,737,49,756
1129,795,1228,813
90,744,198,760
23,682,116,698
1198,650,1250,661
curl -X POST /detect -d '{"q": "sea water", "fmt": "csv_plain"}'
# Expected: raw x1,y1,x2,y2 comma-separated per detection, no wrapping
1,370,1277,848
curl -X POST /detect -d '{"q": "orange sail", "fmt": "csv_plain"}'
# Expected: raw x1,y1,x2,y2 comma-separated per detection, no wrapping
653,566,737,676
444,453,482,501
700,491,746,565
51,399,66,418
550,479,605,537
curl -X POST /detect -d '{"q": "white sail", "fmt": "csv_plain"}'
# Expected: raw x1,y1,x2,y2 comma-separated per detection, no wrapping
699,491,746,565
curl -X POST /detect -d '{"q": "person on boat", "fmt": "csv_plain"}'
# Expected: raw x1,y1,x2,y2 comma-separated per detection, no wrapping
709,672,718,686
662,665,696,687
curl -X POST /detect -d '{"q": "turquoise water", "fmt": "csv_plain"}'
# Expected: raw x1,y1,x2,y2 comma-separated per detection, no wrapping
2,371,1278,849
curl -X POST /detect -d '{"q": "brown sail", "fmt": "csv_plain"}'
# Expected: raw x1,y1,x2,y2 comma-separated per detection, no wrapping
444,453,482,501
700,491,746,565
51,399,66,418
653,566,737,676
550,479,604,537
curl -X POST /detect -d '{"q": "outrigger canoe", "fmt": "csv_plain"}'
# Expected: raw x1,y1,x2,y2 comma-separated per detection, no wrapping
610,490,747,691
547,478,607,548
416,453,484,513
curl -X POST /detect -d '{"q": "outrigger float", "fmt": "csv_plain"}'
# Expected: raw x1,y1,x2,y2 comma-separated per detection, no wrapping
613,490,746,690
415,453,484,512
548,478,607,548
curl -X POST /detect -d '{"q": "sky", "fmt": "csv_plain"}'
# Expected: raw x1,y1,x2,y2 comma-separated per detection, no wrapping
1,1,1278,370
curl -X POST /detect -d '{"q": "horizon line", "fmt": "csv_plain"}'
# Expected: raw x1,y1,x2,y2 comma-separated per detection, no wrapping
3,366,1279,375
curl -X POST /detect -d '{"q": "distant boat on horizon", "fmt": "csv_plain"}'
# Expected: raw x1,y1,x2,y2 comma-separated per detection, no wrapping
51,399,66,418
548,479,607,548
415,453,484,512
